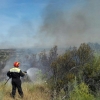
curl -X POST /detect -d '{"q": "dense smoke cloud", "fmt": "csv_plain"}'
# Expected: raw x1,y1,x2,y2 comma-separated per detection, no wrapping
37,0,100,48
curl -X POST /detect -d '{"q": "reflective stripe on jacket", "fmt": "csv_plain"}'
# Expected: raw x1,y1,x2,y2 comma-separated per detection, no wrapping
7,67,25,79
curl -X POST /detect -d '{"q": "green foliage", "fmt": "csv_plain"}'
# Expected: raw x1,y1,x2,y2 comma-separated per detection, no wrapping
69,82,95,100
50,43,94,95
78,43,94,65
83,57,100,78
47,43,100,100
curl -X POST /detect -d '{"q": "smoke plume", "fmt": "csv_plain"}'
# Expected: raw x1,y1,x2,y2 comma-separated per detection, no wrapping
37,0,100,48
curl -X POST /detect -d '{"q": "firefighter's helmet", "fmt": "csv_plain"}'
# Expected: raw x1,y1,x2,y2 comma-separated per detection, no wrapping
13,62,20,67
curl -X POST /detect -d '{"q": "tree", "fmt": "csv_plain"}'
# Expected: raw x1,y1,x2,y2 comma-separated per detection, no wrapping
50,43,95,97
77,43,94,66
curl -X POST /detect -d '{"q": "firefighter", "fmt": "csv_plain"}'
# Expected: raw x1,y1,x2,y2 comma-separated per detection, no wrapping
7,62,26,98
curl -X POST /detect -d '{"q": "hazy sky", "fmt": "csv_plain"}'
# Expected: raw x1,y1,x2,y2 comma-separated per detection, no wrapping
0,0,100,49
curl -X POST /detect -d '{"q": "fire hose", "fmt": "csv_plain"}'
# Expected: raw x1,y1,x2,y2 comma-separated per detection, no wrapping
0,78,10,91
4,78,10,85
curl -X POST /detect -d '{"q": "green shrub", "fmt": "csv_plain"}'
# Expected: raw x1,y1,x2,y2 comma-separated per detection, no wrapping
69,82,95,100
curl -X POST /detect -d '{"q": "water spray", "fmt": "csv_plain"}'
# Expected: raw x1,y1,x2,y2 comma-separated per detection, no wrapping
26,68,45,84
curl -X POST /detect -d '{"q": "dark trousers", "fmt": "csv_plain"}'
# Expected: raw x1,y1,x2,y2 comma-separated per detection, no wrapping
11,79,23,96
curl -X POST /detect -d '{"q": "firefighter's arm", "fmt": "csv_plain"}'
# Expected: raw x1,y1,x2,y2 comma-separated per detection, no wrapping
20,70,27,77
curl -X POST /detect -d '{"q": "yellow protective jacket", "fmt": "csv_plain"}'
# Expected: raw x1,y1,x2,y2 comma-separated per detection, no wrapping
7,67,25,79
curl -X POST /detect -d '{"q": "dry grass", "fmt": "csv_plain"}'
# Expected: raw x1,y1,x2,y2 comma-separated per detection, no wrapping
0,82,51,100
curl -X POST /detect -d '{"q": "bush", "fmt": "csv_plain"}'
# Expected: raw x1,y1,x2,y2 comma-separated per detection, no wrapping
69,82,95,100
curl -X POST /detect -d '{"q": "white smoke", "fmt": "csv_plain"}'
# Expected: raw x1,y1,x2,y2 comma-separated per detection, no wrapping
38,0,100,48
